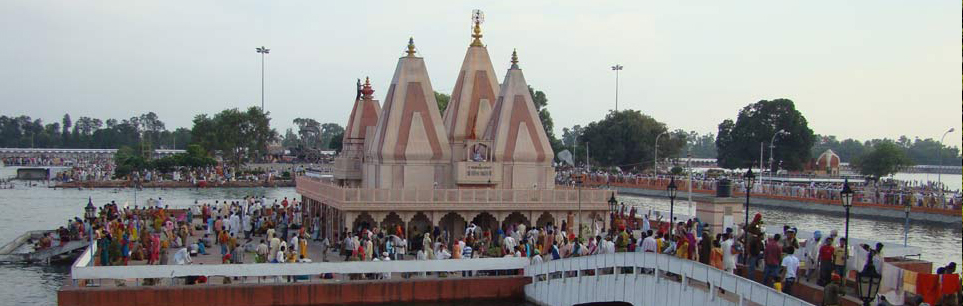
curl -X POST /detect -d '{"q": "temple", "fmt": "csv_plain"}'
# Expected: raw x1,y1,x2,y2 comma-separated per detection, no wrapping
298,13,611,245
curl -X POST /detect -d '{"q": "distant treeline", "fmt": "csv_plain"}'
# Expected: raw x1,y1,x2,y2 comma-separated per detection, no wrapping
0,113,191,150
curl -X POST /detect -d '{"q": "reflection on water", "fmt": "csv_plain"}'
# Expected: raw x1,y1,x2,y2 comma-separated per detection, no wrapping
619,194,962,272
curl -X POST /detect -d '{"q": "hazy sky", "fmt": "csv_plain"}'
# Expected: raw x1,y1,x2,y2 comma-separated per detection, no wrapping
2,1,960,148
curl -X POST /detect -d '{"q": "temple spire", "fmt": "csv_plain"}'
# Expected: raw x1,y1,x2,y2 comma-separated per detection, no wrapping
470,9,485,47
510,49,518,69
406,37,416,57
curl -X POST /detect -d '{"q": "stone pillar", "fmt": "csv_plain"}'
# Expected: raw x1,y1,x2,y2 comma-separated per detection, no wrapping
695,196,743,235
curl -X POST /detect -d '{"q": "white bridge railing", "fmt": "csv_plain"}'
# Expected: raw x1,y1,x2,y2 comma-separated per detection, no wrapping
524,252,813,306
71,244,528,281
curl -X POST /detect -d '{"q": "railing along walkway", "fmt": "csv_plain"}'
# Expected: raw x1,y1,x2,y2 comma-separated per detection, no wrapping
524,252,813,306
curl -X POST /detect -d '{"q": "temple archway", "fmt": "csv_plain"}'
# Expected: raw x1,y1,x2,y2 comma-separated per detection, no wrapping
439,212,467,248
502,211,531,234
382,212,405,237
352,212,376,233
470,212,498,239
535,212,555,230
408,212,432,251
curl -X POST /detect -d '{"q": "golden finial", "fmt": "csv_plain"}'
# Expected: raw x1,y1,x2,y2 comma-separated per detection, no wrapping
510,49,518,68
470,9,485,47
364,76,371,86
406,37,416,57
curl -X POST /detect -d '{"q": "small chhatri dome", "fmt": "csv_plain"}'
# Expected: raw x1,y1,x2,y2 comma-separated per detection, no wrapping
406,37,417,57
361,77,374,99
510,49,519,69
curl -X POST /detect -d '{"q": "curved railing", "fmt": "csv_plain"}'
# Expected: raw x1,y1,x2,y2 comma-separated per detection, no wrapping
524,252,813,306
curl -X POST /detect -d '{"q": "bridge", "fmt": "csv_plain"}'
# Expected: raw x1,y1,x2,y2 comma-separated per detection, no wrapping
60,243,809,306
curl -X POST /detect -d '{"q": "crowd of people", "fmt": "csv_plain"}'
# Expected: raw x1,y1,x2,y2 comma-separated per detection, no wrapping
562,171,962,210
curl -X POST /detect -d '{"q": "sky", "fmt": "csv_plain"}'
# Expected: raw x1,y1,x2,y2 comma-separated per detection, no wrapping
1,1,960,148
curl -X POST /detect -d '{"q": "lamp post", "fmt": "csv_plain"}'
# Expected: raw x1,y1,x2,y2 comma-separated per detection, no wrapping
84,197,96,223
667,177,678,236
576,174,583,240
768,129,789,186
856,260,882,306
742,168,755,270
902,199,910,247
841,179,854,269
256,46,271,110
608,193,618,231
937,128,954,207
611,64,623,111
654,131,669,175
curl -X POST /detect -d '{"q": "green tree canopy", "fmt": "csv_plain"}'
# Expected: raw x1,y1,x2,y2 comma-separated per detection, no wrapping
434,91,450,113
852,141,915,180
190,107,278,168
715,99,815,171
578,110,685,170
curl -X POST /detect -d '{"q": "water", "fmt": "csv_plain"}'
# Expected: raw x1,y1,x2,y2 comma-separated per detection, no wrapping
892,172,962,192
618,194,962,273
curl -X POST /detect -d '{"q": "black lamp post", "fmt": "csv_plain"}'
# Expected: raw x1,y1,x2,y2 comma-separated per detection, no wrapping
856,260,882,306
84,197,96,223
841,179,854,272
902,199,910,247
667,176,678,236
608,193,618,215
742,168,755,270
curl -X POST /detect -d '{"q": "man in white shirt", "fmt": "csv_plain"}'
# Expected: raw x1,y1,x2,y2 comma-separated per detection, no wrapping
173,247,192,265
780,246,800,295
640,231,658,253
503,235,516,256
721,233,737,273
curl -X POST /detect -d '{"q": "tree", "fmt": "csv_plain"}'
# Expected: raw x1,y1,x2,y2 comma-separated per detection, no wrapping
319,123,345,149
578,110,685,170
329,130,344,153
434,91,450,113
281,128,299,148
715,99,815,171
852,141,914,180
190,107,278,168
527,86,564,155
682,131,717,158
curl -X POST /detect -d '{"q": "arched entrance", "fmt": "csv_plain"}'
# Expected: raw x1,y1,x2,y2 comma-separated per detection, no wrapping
408,212,432,251
352,212,376,234
502,211,531,234
470,212,498,239
382,212,405,237
535,212,555,230
439,212,467,247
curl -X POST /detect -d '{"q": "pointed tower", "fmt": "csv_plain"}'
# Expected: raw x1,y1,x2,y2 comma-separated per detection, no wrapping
334,77,381,187
444,10,502,187
364,38,452,189
485,50,556,189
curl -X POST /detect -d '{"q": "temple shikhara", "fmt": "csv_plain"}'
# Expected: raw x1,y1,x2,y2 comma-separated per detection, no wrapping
298,13,611,244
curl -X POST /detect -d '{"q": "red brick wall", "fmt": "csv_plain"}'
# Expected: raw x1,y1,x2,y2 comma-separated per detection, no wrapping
58,276,529,306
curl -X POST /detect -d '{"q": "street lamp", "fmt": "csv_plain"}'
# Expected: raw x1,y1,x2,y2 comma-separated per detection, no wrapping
841,179,854,267
742,168,755,271
856,260,882,306
937,128,954,207
768,129,789,186
608,192,618,215
576,174,583,240
654,131,670,175
667,176,678,236
902,199,910,247
256,46,271,110
84,197,96,222
611,64,623,111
